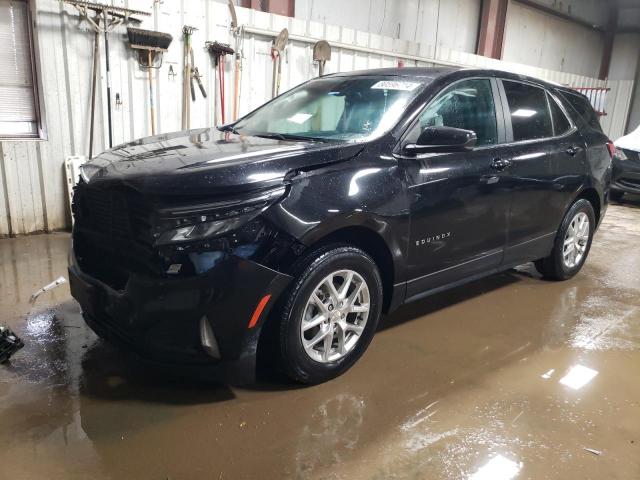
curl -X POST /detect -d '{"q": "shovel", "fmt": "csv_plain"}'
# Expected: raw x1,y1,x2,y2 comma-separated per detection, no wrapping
313,40,331,77
271,28,289,98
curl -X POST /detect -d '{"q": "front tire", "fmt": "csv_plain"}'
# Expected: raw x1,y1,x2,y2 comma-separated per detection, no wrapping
535,199,595,280
278,245,383,384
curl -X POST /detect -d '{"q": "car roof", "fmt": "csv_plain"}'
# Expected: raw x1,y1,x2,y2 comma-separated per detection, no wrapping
330,67,458,79
327,67,595,113
330,66,571,92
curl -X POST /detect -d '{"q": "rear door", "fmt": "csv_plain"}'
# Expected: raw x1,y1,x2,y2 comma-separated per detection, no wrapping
544,90,589,225
398,77,511,300
496,79,578,264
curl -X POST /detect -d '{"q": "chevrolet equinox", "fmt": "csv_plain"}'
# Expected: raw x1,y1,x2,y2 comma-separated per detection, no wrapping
69,68,613,384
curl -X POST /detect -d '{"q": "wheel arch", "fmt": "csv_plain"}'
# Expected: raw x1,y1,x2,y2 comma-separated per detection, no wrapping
301,225,397,313
574,187,602,225
255,224,400,377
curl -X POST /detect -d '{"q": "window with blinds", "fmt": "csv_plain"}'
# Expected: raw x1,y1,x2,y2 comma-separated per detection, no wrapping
0,0,41,139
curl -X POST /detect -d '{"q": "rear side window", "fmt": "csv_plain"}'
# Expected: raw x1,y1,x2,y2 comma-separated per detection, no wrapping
547,93,571,135
502,81,553,141
558,91,603,132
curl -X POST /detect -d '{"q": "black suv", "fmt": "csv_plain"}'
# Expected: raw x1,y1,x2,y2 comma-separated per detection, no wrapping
69,68,612,384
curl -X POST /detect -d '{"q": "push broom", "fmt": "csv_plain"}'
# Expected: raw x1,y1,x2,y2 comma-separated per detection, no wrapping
206,41,234,125
126,28,173,136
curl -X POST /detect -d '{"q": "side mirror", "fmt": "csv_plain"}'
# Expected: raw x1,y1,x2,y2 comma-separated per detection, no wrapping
404,126,477,155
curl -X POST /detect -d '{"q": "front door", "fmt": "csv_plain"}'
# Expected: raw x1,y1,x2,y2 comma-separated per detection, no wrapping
398,77,511,300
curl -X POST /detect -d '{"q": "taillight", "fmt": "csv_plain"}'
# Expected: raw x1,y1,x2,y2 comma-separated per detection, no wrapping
606,140,615,158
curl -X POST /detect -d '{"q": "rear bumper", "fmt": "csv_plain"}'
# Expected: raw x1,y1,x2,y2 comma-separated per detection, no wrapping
69,249,291,384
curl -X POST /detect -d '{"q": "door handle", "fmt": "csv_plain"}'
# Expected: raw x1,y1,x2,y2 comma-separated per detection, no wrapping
565,145,581,156
490,158,512,171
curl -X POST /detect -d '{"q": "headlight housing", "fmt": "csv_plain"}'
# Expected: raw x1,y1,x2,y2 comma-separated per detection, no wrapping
155,186,286,245
614,148,628,161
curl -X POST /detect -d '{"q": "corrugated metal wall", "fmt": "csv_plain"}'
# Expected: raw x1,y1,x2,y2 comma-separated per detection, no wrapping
502,1,605,77
0,0,634,236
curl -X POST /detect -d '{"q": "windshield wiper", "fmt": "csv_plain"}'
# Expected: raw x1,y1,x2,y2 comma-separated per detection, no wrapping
254,133,333,142
217,124,240,135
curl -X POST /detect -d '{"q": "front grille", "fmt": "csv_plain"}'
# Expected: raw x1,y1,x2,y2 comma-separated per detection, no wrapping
84,187,131,238
76,185,154,246
73,182,159,287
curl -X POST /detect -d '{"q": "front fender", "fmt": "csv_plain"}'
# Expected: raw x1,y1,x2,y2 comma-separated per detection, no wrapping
263,156,411,283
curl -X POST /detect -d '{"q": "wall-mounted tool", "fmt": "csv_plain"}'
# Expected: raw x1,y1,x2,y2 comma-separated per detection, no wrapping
271,28,289,98
206,42,234,125
313,40,331,77
182,26,196,130
181,26,206,130
63,1,149,156
127,28,173,136
191,67,207,102
227,0,245,120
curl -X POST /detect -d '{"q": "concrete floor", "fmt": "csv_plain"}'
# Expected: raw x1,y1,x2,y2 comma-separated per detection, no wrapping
1,198,639,480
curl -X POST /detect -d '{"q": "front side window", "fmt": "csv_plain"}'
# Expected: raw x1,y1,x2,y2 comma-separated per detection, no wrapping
406,78,498,147
0,0,41,139
234,75,428,142
502,81,553,141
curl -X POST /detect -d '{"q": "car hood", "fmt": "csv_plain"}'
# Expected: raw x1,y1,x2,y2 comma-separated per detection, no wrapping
83,128,364,195
615,125,640,152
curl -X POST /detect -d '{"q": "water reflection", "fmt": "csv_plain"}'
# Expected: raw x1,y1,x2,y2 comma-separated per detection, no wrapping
559,364,598,390
469,454,522,480
295,393,366,478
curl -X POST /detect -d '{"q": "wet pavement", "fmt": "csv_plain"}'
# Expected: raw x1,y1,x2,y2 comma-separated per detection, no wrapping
1,198,639,480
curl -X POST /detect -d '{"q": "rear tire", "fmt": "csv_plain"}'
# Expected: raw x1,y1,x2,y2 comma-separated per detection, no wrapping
535,199,595,280
610,190,624,202
277,245,383,384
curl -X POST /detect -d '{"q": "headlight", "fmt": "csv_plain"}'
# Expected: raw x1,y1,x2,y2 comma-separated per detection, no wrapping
158,214,252,244
155,186,286,245
614,148,628,161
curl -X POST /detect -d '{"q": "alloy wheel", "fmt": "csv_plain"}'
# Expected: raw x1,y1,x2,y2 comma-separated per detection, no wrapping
563,212,590,269
300,269,370,363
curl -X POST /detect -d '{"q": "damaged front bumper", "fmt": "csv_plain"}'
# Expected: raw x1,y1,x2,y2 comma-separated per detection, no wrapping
68,249,291,384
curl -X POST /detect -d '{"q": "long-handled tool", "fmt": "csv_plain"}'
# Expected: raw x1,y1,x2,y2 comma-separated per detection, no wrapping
271,28,289,98
313,40,331,77
181,26,207,130
63,1,148,157
227,0,244,120
191,66,207,103
89,26,100,159
182,26,194,130
206,42,234,125
126,28,173,136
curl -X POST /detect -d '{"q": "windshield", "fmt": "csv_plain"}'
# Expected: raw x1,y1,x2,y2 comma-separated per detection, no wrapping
232,75,428,142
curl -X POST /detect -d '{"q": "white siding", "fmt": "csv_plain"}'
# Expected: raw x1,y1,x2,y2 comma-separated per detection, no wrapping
295,0,481,53
0,0,635,236
503,1,605,78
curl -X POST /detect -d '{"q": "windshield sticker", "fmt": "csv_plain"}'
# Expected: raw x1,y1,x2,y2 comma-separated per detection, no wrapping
287,113,313,124
371,81,421,91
